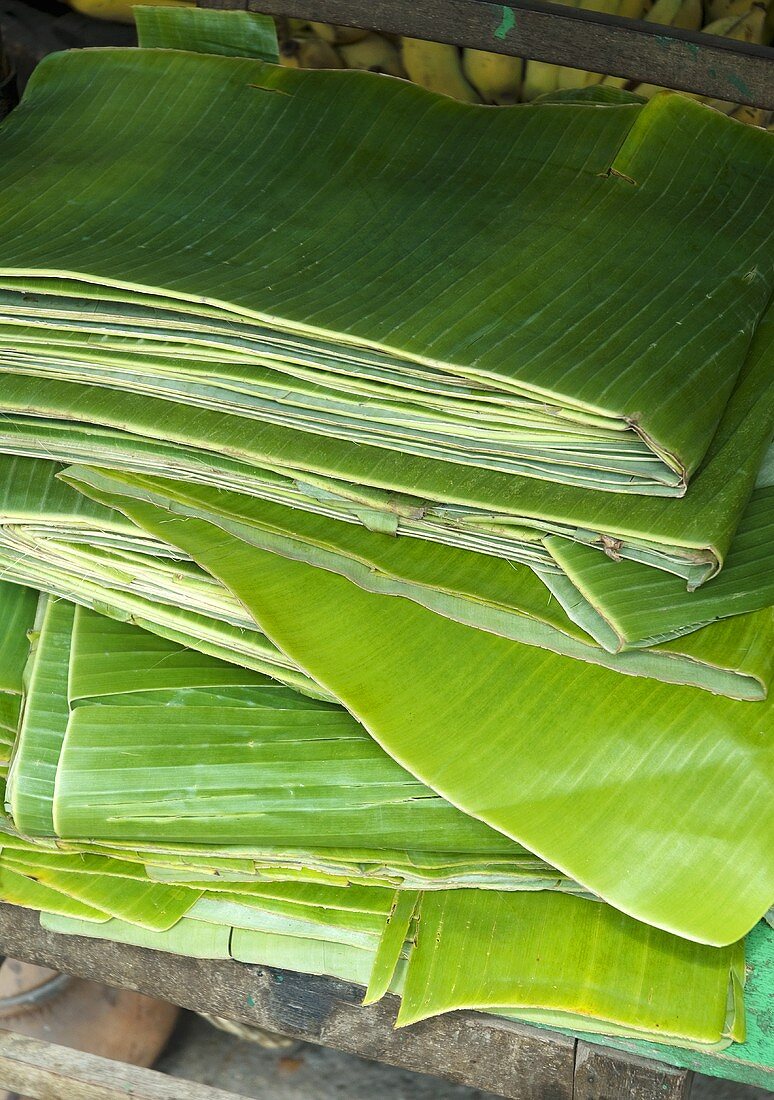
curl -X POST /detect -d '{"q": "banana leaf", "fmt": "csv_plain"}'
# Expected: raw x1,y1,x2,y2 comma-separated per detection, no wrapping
6,595,73,836
231,927,379,986
6,593,594,899
0,48,772,580
0,312,770,584
2,630,748,1052
0,581,37,742
42,911,233,957
65,463,774,701
0,862,110,922
110,499,773,945
35,877,748,1048
2,453,768,701
1,49,772,494
0,851,201,929
540,448,774,648
363,889,419,1005
0,331,769,585
395,891,743,1044
134,5,279,59
50,831,580,893
0,454,328,697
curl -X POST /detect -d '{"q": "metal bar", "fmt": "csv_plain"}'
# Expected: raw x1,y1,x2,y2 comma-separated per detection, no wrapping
201,0,774,109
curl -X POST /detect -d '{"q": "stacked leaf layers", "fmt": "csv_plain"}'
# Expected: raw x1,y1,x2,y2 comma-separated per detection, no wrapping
0,7,770,1046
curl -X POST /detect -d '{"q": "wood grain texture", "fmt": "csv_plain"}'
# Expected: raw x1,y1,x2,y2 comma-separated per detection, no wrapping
0,1028,251,1100
574,1042,692,1100
199,0,774,108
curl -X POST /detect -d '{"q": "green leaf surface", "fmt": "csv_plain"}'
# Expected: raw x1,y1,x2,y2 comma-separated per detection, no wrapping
398,891,743,1045
41,911,232,957
0,48,771,582
134,6,279,60
118,501,772,945
6,596,73,836
64,464,773,700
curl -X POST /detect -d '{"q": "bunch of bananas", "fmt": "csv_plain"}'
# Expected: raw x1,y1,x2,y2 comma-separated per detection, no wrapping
64,0,772,126
276,2,772,125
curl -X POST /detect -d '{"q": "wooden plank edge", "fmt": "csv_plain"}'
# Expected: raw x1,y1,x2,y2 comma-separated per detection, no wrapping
198,0,774,109
573,1041,692,1100
0,1028,252,1100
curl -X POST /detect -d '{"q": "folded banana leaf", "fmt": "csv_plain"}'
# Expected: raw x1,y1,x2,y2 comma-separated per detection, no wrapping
5,588,587,899
134,5,279,58
0,454,327,697
0,47,772,582
104,497,772,946
0,864,110,923
0,845,202,930
29,869,746,1048
2,453,768,700
9,814,746,1047
0,581,38,770
541,447,774,648
65,462,774,701
393,890,744,1042
0,582,751,1043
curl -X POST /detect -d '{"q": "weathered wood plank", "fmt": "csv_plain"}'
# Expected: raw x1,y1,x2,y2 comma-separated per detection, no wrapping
0,1029,251,1100
199,0,774,109
0,903,575,1100
574,1042,692,1100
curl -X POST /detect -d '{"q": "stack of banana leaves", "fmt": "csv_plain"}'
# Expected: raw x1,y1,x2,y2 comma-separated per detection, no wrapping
0,6,770,1051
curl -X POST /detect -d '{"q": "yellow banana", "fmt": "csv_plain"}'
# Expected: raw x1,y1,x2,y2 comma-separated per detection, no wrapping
311,22,369,45
556,66,604,90
522,0,583,98
706,0,760,22
702,1,768,38
556,0,620,90
628,0,705,95
521,61,562,100
617,0,649,15
645,0,703,29
673,0,704,26
461,49,523,103
400,39,481,101
697,11,746,30
597,0,650,84
279,36,344,69
729,104,771,125
67,0,190,23
339,34,407,77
